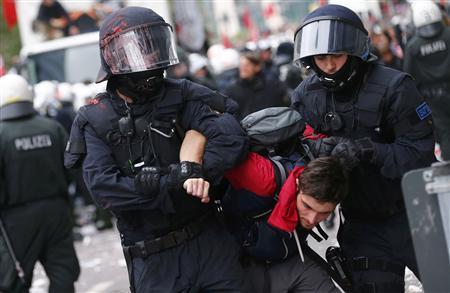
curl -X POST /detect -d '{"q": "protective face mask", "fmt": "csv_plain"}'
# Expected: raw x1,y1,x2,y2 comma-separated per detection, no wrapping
114,70,165,103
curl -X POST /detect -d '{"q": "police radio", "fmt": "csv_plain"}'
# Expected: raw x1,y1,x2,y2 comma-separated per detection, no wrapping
322,111,344,132
119,110,135,137
322,92,344,132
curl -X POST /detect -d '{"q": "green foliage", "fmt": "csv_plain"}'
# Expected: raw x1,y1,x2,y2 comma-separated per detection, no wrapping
0,4,22,70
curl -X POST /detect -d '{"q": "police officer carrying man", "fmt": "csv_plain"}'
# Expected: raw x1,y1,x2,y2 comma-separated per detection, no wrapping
0,74,80,292
291,5,435,292
404,0,450,161
64,7,249,292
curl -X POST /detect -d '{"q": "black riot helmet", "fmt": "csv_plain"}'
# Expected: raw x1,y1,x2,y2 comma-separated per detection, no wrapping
96,7,179,100
96,6,179,82
293,5,372,91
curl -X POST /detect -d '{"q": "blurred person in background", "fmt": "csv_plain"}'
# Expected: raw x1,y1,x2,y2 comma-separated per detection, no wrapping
371,25,403,71
33,80,58,117
188,53,218,90
258,39,279,81
166,47,191,80
34,0,79,39
404,0,450,161
274,41,305,94
0,74,80,293
208,46,240,92
225,51,288,120
92,0,126,21
54,83,76,133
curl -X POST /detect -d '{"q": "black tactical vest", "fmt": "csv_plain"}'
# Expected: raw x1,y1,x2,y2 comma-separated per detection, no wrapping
65,79,229,241
1,115,69,208
296,65,410,219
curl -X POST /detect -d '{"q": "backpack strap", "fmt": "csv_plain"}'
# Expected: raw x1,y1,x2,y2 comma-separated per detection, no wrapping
268,155,289,199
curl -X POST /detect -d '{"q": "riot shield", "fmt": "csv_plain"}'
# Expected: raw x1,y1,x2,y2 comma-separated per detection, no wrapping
402,161,450,292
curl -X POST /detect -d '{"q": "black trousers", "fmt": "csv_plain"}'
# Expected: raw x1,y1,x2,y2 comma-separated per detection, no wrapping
339,212,419,293
129,222,243,292
241,253,339,293
0,198,80,293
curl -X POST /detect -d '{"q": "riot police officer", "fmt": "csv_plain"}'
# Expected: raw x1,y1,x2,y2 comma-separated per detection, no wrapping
64,7,249,292
0,74,80,292
403,0,450,161
291,5,435,292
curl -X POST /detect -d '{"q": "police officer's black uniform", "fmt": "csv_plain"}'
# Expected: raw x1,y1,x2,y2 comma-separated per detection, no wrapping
64,7,249,292
291,5,435,292
0,74,80,293
403,3,450,160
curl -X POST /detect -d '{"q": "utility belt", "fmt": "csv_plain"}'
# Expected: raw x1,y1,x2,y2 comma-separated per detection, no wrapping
124,212,214,259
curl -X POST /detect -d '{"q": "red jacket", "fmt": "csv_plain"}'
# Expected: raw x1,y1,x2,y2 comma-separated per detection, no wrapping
224,124,324,232
225,152,304,232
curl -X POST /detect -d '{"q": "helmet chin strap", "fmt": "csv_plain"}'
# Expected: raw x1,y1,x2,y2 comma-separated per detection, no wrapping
314,57,361,92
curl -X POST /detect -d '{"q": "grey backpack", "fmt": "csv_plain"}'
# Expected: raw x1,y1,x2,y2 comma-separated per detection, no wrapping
241,107,306,154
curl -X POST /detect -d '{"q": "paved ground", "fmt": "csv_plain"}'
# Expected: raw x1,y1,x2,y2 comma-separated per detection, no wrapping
30,210,423,293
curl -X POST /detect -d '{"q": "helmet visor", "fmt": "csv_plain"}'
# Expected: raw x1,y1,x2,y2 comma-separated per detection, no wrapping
101,24,179,74
293,19,369,67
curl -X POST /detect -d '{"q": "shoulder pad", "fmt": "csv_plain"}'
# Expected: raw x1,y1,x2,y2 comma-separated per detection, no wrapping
64,112,88,169
181,79,226,113
85,92,109,106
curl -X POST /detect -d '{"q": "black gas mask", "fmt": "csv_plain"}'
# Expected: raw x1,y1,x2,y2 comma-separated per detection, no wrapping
312,56,362,92
113,69,165,103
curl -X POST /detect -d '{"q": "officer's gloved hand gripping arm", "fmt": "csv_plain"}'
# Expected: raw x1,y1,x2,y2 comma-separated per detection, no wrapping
296,76,434,178
317,77,434,178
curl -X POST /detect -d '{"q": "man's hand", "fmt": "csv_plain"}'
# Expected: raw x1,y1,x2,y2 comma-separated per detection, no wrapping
306,137,342,158
331,137,375,169
183,178,210,203
134,167,161,197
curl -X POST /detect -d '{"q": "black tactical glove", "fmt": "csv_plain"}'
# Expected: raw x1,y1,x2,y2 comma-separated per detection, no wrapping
167,161,204,190
134,167,161,197
306,137,343,158
331,137,376,169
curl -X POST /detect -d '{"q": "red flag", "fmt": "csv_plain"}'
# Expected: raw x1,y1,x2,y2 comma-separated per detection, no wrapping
242,8,252,29
2,0,17,29
0,55,5,77
221,32,232,48
263,4,275,19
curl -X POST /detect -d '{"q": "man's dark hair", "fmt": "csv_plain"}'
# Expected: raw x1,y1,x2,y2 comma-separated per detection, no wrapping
241,51,262,66
298,156,348,203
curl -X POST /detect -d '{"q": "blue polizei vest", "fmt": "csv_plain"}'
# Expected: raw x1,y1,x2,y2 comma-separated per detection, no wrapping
294,64,427,219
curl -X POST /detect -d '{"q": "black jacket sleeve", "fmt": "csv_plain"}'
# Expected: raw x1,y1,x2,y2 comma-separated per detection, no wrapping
179,82,249,184
180,100,249,183
372,75,435,178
